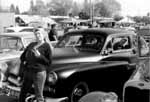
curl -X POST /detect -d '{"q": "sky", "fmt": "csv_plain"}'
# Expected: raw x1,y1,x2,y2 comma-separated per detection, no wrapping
1,0,150,16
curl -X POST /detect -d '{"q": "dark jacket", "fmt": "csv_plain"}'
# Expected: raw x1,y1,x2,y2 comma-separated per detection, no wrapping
48,29,57,41
20,42,52,72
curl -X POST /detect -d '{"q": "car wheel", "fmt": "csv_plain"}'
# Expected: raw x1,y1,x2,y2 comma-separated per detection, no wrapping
70,81,89,102
25,94,36,102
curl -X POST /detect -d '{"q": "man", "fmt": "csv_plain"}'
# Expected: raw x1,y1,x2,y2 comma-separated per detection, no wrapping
19,29,52,102
48,24,57,41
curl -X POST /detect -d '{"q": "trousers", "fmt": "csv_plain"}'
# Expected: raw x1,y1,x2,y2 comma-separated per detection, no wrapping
19,69,46,102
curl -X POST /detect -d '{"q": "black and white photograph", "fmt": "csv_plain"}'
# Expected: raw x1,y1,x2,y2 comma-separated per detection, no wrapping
0,0,150,102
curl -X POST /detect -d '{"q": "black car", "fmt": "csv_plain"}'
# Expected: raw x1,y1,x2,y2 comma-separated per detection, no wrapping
43,28,143,101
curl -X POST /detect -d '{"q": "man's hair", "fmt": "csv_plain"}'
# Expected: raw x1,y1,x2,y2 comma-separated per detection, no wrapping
34,28,39,33
51,24,56,28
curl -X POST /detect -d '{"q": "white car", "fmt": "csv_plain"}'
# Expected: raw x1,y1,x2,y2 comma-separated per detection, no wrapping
5,26,57,47
0,32,53,78
5,26,34,33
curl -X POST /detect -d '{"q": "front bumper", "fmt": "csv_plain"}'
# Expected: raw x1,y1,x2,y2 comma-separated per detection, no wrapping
43,85,69,102
45,97,68,102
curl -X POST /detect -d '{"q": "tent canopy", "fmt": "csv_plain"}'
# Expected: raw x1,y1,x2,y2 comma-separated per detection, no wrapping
118,17,135,23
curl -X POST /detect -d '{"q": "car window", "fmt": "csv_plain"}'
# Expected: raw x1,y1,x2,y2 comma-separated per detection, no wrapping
112,36,131,51
56,34,105,52
139,36,150,57
20,28,34,32
23,37,36,47
0,36,23,51
105,40,113,52
5,29,15,33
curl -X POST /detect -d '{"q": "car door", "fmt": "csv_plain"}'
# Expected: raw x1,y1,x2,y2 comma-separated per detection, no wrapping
103,34,138,67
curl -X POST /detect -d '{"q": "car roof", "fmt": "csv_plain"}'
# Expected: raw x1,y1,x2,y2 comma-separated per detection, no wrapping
6,26,34,32
66,28,136,37
0,32,35,38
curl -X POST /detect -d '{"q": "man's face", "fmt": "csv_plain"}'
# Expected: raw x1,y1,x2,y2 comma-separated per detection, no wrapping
35,31,44,42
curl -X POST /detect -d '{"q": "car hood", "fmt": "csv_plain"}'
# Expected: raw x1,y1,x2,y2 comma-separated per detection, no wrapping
0,50,22,62
52,48,103,64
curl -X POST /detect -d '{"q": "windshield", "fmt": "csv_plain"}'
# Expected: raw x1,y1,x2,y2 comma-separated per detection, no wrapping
23,37,36,47
0,36,23,52
20,28,34,32
56,34,105,52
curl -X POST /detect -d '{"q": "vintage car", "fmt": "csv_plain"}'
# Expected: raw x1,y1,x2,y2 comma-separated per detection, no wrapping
40,28,145,102
5,26,35,33
0,32,36,75
123,32,150,102
4,28,149,102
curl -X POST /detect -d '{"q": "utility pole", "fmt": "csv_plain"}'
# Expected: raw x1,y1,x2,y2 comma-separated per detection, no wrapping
89,0,94,26
0,0,1,11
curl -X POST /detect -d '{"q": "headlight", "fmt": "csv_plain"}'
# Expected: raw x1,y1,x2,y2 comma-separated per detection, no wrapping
0,62,8,73
47,71,58,85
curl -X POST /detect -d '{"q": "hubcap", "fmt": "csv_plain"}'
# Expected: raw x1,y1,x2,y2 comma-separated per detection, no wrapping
71,82,89,102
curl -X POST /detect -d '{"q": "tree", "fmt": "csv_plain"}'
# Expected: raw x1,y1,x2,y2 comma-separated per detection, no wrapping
95,2,111,17
133,16,143,23
15,6,20,14
94,0,121,17
29,0,34,15
78,11,90,19
102,0,121,16
133,16,150,24
71,2,80,16
113,14,123,21
10,4,16,13
47,0,73,16
82,0,90,16
28,0,49,16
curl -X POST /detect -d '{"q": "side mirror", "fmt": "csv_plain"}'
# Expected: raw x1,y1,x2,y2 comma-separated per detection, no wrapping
102,49,112,56
103,50,109,55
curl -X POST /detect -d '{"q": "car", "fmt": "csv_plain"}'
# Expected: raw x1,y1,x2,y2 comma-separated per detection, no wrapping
5,26,34,33
4,28,149,102
0,32,36,75
43,28,143,102
123,30,150,102
4,26,57,47
123,58,150,102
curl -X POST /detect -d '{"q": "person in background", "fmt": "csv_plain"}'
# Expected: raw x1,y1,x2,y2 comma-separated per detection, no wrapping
48,24,58,41
19,29,52,102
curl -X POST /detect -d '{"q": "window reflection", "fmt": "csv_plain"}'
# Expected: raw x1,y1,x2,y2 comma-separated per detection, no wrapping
57,34,105,52
0,36,23,51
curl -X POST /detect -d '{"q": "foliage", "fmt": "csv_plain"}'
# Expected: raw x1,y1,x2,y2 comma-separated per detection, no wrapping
47,0,73,16
9,4,20,14
78,11,90,19
26,0,121,17
133,16,150,24
82,0,90,16
94,0,121,17
28,0,49,16
71,2,80,16
10,4,16,13
95,2,111,17
113,14,123,21
15,6,20,14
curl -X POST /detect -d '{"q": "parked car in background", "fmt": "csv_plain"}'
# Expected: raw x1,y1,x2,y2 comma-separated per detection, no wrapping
0,32,36,76
5,26,34,33
4,26,57,47
123,30,150,102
